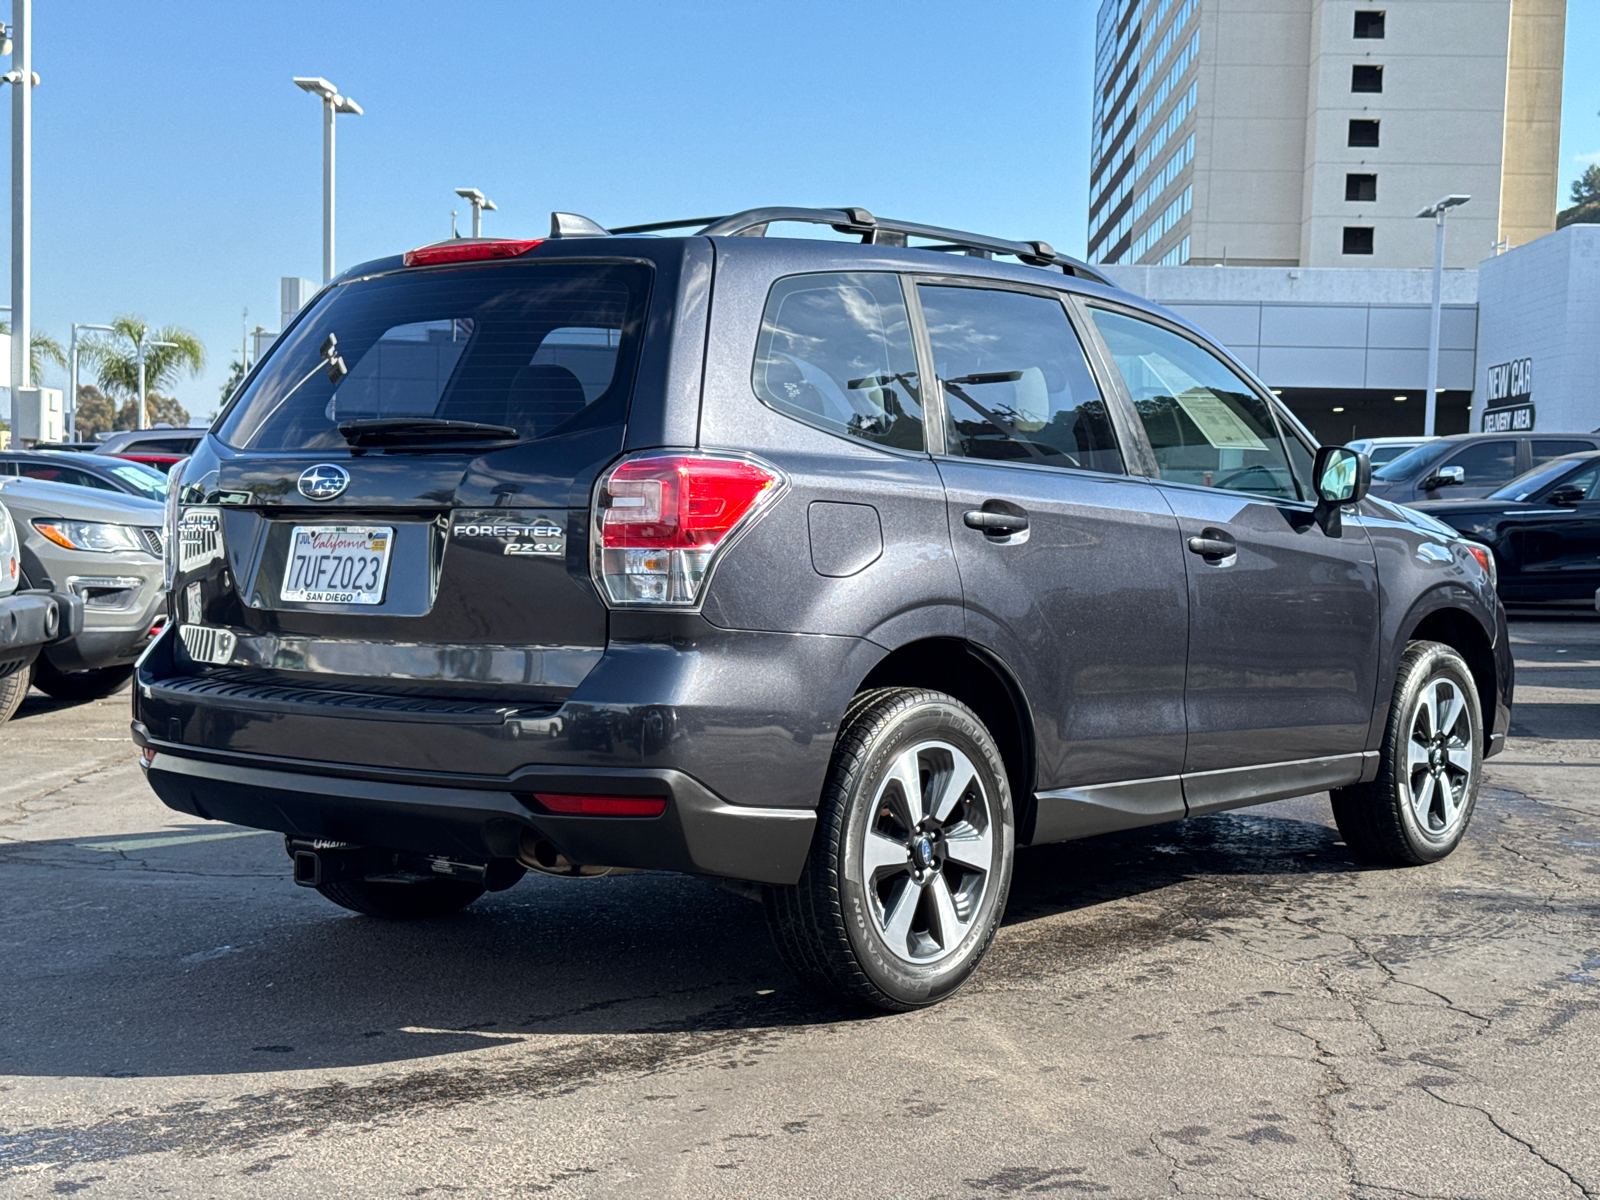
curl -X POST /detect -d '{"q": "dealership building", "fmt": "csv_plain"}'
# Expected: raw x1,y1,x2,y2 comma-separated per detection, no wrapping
1087,0,1595,439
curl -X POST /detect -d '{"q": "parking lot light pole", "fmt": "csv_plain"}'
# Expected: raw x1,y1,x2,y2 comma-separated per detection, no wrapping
136,338,177,431
1416,194,1470,437
293,78,363,282
454,188,497,238
69,323,115,439
3,2,39,411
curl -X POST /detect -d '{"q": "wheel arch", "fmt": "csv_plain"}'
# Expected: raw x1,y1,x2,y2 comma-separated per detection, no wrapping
856,637,1039,842
1399,598,1498,754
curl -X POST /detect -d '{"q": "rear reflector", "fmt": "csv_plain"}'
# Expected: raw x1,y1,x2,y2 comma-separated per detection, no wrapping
402,239,544,267
537,793,667,817
592,452,785,607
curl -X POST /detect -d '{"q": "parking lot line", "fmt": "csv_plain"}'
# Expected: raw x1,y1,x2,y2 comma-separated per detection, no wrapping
77,830,269,852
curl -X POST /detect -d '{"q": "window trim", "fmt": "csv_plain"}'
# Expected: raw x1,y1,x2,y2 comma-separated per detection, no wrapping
1073,296,1318,505
905,275,1139,481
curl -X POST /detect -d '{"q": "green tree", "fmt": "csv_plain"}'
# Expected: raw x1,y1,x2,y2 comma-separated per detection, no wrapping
219,358,247,403
0,322,69,380
74,385,116,438
79,315,205,422
1557,163,1600,229
145,392,191,427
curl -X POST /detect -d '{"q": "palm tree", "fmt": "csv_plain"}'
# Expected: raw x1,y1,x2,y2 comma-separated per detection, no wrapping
80,315,205,426
0,322,68,381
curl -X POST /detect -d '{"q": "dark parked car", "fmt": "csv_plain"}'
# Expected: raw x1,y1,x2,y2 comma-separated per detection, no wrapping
1412,451,1600,604
1367,431,1600,505
0,450,171,502
93,428,205,473
135,207,1512,1010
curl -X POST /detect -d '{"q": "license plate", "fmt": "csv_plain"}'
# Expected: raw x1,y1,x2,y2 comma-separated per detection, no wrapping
281,526,393,605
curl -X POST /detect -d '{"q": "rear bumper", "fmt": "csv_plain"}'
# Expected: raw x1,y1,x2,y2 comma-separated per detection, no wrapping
0,591,60,672
134,727,816,885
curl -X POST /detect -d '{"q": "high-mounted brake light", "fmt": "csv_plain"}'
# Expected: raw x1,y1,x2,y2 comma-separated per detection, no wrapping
402,239,544,268
537,793,667,817
592,452,785,607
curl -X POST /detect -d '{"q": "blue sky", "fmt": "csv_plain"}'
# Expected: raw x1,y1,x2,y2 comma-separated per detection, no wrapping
8,0,1599,423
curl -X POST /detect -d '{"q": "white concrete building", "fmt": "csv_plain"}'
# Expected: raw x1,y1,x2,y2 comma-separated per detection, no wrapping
1088,0,1566,269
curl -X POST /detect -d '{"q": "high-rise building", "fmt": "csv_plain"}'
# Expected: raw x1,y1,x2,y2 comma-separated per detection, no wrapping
1088,0,1566,269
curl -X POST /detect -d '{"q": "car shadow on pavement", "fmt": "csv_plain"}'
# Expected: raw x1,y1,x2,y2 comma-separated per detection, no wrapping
0,805,1364,1080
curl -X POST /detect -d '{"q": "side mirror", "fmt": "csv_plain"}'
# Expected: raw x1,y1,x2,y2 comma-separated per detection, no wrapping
1546,485,1585,507
1311,445,1371,536
1424,465,1465,490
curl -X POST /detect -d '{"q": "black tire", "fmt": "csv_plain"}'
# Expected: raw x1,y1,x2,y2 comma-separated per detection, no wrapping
31,660,135,702
1331,641,1483,866
316,878,485,919
765,688,1015,1011
0,664,30,724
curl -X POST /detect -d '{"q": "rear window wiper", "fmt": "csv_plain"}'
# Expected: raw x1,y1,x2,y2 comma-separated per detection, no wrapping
338,418,519,449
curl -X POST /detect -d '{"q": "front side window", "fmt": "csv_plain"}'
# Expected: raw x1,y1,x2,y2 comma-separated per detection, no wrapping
218,262,651,452
752,273,924,451
1444,441,1517,487
918,285,1122,473
1089,308,1301,500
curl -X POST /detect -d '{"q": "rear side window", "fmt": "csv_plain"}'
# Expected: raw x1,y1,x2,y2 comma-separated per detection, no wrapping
218,262,651,452
1089,308,1301,500
752,272,925,452
1533,439,1595,466
1445,441,1516,487
918,285,1123,473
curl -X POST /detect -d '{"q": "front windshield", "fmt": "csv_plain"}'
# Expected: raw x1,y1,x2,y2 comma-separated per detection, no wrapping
216,261,651,452
1372,438,1451,480
105,461,169,501
1487,456,1590,501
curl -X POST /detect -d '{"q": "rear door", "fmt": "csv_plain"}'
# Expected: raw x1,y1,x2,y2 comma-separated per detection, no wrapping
1081,303,1379,812
916,281,1190,840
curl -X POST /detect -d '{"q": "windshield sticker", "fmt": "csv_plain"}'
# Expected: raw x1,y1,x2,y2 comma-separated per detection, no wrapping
1172,389,1268,452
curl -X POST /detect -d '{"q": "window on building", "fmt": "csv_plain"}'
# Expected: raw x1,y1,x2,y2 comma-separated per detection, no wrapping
1345,173,1377,202
1348,119,1380,147
1342,227,1375,255
1352,64,1383,93
1353,10,1385,38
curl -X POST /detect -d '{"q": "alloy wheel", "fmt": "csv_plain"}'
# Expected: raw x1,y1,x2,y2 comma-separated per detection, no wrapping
1405,675,1475,839
862,740,997,965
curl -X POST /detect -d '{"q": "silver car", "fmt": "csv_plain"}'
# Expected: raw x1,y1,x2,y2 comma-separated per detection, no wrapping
0,495,61,722
0,476,166,700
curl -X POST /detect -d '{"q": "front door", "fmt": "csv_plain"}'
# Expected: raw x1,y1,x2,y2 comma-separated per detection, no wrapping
916,282,1191,842
1082,304,1380,813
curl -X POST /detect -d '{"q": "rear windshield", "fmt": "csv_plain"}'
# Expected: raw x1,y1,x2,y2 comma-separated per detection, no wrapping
217,261,652,452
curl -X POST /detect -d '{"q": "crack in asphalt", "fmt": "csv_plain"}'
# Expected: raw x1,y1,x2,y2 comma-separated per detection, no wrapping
1418,1084,1595,1198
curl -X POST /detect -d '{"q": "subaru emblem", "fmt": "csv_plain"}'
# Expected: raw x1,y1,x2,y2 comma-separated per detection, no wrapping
298,463,350,501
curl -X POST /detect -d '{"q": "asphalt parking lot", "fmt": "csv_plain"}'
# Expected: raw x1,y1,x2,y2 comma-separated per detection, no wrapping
2,617,1597,1200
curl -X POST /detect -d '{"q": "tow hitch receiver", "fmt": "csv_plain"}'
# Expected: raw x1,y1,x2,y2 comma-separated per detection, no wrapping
286,839,524,891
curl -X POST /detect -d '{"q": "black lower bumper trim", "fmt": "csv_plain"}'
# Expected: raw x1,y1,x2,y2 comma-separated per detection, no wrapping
139,736,816,886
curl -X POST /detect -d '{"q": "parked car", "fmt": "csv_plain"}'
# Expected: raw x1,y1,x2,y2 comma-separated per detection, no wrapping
1411,450,1600,604
135,206,1511,1011
94,428,206,474
1367,431,1600,505
0,476,166,699
0,450,171,502
1346,435,1431,467
0,493,63,723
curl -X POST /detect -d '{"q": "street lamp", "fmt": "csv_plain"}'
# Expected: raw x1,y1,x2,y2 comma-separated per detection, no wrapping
137,337,177,431
2,1,39,415
454,188,497,238
1416,193,1470,437
69,323,116,439
293,77,363,283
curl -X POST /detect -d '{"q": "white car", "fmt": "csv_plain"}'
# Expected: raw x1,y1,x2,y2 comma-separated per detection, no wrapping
1347,435,1433,467
0,490,62,723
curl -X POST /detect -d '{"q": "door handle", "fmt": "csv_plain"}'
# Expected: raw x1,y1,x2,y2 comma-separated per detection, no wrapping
964,509,1030,535
1186,532,1236,561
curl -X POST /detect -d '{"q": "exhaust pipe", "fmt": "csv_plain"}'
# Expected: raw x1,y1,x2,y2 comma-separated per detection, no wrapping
516,828,614,878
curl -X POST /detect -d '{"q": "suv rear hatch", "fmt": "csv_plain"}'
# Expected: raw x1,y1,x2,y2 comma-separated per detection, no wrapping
187,250,662,705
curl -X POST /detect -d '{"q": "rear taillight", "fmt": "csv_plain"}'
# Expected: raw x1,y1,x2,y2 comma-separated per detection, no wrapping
402,239,544,267
591,452,785,607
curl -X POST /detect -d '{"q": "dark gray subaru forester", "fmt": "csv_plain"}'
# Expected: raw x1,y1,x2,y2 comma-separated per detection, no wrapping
135,207,1512,1010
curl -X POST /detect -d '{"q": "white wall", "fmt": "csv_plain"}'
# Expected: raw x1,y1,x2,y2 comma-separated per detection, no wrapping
1473,225,1600,434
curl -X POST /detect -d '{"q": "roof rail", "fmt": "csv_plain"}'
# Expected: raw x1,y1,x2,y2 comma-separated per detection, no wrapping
609,206,1111,286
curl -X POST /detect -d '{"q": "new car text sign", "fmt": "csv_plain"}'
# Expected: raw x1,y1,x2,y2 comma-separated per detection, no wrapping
1482,357,1534,432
